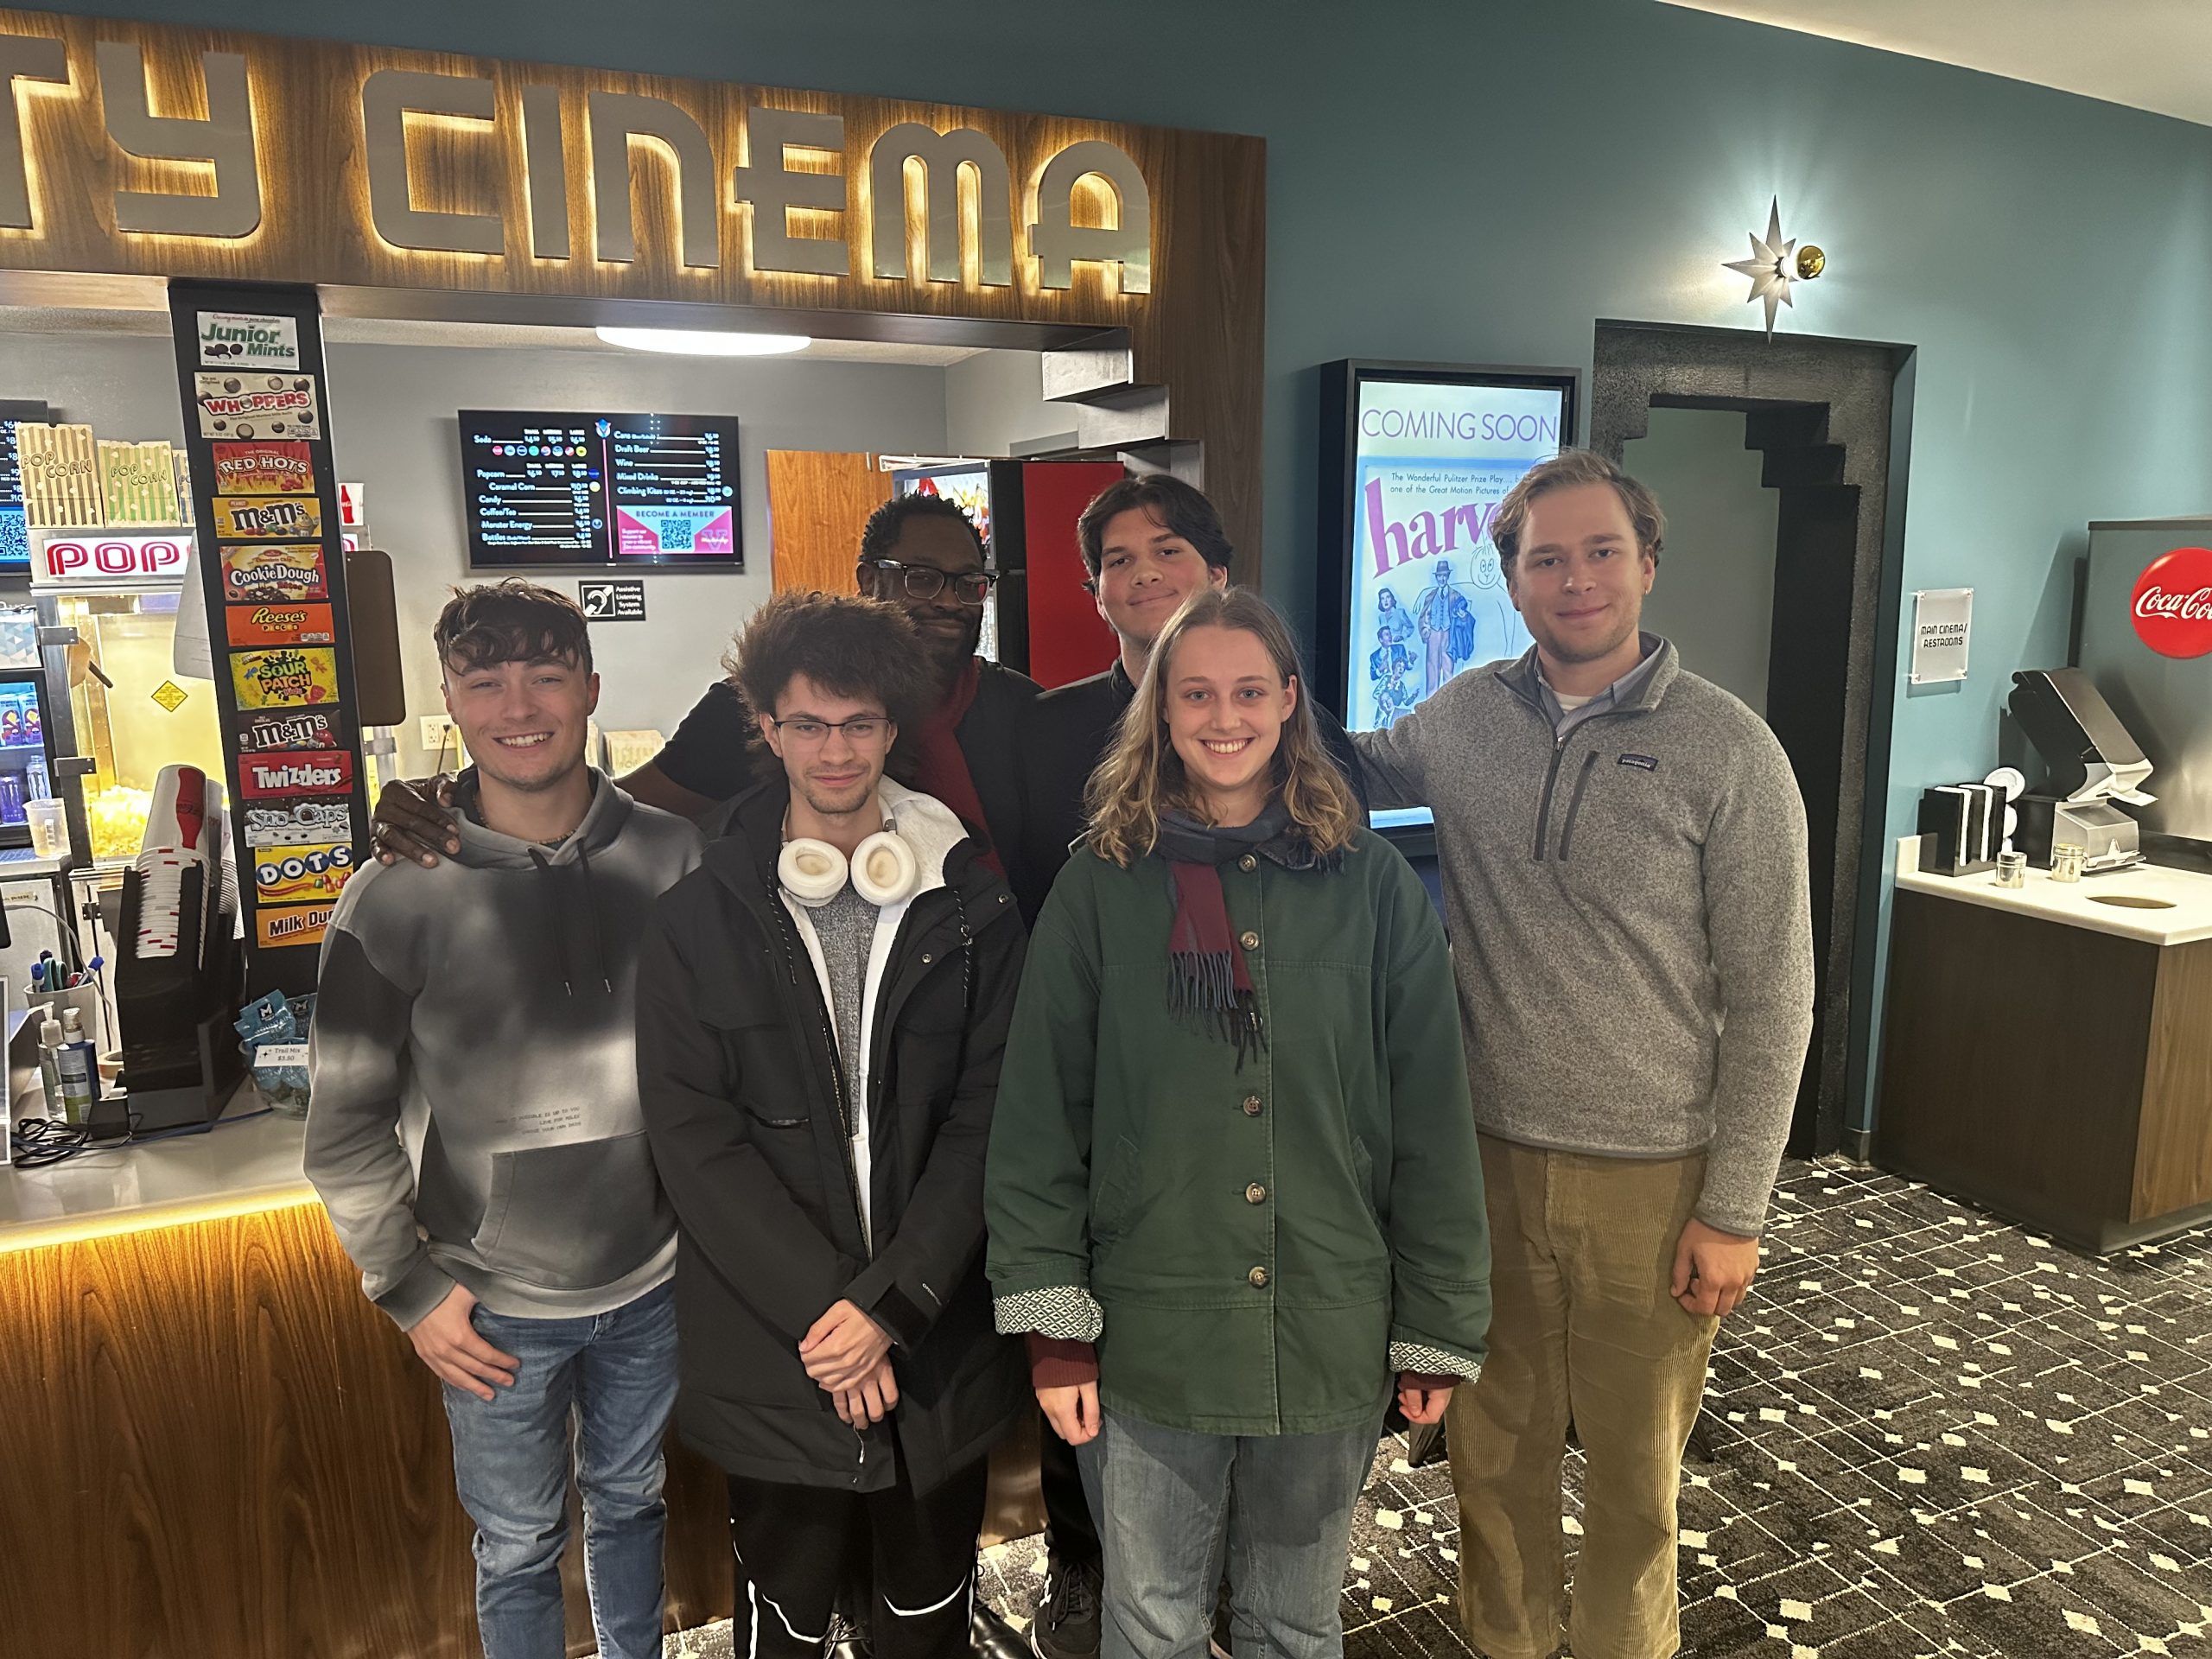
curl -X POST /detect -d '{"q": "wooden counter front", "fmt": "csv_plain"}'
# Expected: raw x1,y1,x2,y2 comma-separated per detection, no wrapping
0,1198,732,1658
1874,885,2212,1253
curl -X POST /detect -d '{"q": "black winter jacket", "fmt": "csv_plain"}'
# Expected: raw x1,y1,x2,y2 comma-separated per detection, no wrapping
635,777,1027,1495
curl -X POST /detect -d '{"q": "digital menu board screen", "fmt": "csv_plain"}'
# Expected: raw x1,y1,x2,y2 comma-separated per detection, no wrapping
0,433,24,571
459,410,741,569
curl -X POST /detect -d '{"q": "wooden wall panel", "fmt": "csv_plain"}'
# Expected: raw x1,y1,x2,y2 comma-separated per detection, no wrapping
767,450,888,595
0,8,1267,571
0,1203,730,1658
2134,938,2212,1222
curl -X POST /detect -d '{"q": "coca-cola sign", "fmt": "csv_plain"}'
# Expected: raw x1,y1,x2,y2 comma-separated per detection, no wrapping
2131,546,2212,659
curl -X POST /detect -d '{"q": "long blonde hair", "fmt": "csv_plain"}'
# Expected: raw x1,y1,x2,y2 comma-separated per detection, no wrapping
1085,588,1363,867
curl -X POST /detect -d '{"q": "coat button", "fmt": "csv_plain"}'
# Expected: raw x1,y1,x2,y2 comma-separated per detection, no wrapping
1242,1095,1262,1116
1248,1267,1269,1288
1238,930,1260,951
921,953,933,964
1238,854,1257,872
1245,1183,1266,1204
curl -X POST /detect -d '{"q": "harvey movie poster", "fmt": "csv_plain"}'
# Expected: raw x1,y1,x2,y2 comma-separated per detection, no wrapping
1348,379,1566,733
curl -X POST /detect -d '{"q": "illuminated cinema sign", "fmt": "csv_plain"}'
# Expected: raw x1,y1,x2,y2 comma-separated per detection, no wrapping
0,11,1151,295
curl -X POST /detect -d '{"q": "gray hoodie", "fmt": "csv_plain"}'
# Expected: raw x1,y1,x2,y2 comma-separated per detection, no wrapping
306,771,702,1328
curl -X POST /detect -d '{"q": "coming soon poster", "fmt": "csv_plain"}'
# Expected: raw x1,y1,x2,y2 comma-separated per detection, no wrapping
1346,379,1567,736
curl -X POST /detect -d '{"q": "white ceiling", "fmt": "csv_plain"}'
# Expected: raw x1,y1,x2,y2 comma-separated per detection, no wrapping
1660,0,2212,127
0,306,987,366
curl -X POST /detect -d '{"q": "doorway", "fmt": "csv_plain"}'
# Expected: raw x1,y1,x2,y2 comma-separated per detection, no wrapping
1592,321,1916,1158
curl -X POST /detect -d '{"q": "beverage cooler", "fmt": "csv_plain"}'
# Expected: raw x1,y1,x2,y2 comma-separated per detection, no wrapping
894,458,1126,689
2079,518,2212,869
29,525,226,865
0,668,60,846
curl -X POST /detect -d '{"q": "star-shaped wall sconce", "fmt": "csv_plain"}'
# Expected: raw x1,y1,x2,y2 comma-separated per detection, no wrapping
1726,197,1826,337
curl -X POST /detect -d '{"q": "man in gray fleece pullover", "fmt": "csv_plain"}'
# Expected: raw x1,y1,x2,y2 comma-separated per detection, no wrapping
308,582,700,1659
1355,451,1813,1659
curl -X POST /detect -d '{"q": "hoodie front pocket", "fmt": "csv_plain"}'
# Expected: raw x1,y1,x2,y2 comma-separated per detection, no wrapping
473,1129,671,1291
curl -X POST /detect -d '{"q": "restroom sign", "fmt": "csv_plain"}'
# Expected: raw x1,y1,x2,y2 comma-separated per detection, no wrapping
1909,588,1973,685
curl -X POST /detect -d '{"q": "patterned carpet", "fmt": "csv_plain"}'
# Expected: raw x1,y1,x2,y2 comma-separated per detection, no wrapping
664,1158,2212,1658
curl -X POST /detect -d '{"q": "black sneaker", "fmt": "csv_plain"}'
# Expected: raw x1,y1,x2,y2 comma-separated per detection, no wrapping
1030,1556,1103,1659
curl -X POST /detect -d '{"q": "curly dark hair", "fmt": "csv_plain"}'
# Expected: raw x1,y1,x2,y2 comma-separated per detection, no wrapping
435,578,592,674
723,591,936,741
859,492,986,568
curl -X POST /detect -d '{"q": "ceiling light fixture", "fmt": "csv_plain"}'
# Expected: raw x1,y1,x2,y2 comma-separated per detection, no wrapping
594,325,811,356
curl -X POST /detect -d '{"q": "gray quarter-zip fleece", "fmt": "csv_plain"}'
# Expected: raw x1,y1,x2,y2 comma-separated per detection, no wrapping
1354,642,1815,1236
307,770,703,1327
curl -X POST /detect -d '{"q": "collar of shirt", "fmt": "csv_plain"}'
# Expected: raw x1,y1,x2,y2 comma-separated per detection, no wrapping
1535,632,1666,738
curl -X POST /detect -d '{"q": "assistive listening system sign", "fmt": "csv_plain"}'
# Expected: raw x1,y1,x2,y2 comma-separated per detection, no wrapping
1346,378,1566,737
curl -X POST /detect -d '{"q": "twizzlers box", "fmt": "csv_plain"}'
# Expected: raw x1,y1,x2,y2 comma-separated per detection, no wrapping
237,750,353,798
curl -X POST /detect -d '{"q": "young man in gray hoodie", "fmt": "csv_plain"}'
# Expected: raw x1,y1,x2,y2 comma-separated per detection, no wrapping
307,580,702,1659
1354,451,1815,1659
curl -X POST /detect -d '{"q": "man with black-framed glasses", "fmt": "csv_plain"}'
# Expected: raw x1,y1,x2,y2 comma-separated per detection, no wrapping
372,493,1051,921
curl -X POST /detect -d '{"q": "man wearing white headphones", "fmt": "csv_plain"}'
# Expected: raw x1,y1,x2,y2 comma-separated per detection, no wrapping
636,590,1027,1659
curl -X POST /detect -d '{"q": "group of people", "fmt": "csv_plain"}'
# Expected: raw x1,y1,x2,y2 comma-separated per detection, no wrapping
306,450,1815,1659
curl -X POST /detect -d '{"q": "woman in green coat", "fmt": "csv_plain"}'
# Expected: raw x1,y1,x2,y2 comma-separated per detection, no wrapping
986,588,1491,1659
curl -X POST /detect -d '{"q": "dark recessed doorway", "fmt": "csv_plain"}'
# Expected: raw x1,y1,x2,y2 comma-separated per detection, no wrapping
1592,321,1916,1158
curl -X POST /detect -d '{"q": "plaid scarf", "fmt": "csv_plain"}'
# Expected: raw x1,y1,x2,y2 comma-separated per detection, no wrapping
1156,802,1303,1068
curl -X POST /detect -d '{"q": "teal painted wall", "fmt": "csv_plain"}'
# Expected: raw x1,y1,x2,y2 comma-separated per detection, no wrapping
18,0,2212,1131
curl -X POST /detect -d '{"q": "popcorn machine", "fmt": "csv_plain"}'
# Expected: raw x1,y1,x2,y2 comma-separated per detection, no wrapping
30,526,227,865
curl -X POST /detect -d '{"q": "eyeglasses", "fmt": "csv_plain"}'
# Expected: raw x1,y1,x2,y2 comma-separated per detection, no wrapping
864,559,997,606
769,715,893,747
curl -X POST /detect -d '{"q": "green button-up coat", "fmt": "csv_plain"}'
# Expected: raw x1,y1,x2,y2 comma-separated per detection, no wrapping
985,827,1491,1435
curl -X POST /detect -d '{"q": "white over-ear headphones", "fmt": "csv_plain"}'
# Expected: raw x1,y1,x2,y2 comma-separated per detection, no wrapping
778,824,920,907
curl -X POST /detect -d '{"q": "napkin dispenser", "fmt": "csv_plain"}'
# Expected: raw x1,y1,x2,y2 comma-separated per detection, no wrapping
1916,782,2003,876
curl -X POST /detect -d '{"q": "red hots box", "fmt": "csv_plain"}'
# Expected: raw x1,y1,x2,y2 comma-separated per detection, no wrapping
211,440,315,495
226,601,336,648
238,750,354,798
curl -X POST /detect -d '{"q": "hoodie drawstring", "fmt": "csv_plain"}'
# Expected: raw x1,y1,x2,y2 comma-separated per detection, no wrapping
529,844,613,997
575,840,612,995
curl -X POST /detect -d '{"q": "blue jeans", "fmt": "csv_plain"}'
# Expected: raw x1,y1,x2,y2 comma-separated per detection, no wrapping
1077,1411,1381,1659
441,1281,679,1659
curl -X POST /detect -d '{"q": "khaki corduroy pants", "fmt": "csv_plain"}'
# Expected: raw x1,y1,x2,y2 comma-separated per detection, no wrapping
1446,1134,1720,1659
